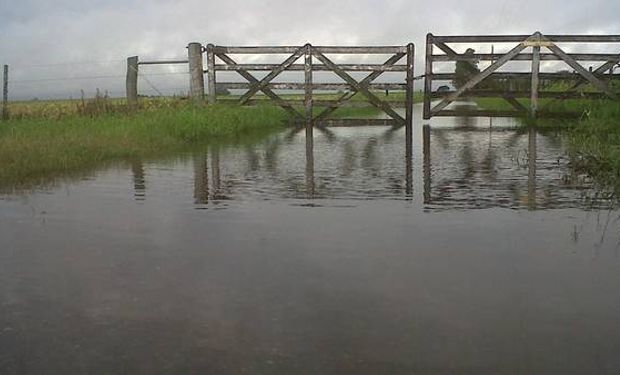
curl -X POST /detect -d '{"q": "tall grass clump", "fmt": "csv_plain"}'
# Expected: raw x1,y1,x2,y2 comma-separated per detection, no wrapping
0,104,287,189
567,101,620,196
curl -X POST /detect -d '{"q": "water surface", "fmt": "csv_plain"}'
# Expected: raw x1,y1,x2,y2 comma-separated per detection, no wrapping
1,107,619,374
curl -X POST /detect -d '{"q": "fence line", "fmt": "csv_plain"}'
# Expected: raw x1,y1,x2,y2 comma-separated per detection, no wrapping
423,32,620,119
2,65,8,120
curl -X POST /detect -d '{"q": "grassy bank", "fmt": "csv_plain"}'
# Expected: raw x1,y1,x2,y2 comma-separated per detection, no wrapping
471,96,620,194
1,92,410,190
565,101,620,196
0,104,288,190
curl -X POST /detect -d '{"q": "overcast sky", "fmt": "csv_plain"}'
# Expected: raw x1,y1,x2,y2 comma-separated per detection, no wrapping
1,0,619,99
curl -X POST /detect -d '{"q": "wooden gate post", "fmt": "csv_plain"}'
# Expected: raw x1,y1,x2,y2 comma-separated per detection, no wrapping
206,44,216,104
530,32,542,118
188,42,205,104
423,124,431,204
405,43,415,127
126,56,139,108
304,43,313,126
305,125,315,198
423,34,434,120
528,127,537,209
2,65,8,120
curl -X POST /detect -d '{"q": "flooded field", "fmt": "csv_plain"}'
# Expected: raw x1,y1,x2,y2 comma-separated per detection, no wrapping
1,107,619,374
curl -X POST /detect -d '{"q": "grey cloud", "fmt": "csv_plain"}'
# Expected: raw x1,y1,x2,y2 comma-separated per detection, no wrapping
1,0,618,99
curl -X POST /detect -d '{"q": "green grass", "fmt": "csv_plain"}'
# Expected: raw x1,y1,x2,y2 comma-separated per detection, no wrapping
471,95,620,194
563,101,620,196
0,93,405,191
0,104,288,191
475,97,599,115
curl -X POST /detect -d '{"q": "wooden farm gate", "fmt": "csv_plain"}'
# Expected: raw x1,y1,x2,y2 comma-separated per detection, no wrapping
423,32,620,119
204,43,416,126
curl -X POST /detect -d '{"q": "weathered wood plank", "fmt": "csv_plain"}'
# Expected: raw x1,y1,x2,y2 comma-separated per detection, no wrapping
126,56,139,108
138,60,188,65
313,50,406,124
546,42,618,99
541,57,620,110
244,99,407,108
206,44,217,104
214,46,408,54
423,124,431,204
405,43,415,127
2,65,8,120
215,46,407,54
187,42,205,104
431,53,620,62
424,34,434,120
503,95,528,113
304,44,313,125
433,109,581,118
217,82,407,90
313,92,356,121
531,38,541,116
430,72,620,80
313,46,408,54
216,53,303,118
430,91,615,99
212,64,408,71
313,53,407,120
431,40,528,114
314,119,399,127
238,46,305,104
432,35,620,43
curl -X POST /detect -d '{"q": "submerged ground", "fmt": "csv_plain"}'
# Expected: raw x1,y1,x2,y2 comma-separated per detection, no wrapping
1,106,619,374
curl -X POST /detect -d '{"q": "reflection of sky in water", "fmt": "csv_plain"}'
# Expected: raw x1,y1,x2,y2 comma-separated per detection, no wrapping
106,119,604,211
1,113,620,375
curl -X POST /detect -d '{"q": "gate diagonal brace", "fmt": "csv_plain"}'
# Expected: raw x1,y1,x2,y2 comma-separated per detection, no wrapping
312,50,407,125
540,35,618,100
430,35,534,115
216,53,304,119
541,56,620,109
314,52,406,121
238,46,306,105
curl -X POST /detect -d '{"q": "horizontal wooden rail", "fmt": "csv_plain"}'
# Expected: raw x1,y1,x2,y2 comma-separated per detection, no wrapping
430,91,615,100
210,64,407,72
313,119,399,127
217,82,407,90
206,43,414,125
138,60,189,65
213,46,408,54
431,53,620,62
433,109,581,118
244,99,408,108
430,72,620,80
431,35,620,43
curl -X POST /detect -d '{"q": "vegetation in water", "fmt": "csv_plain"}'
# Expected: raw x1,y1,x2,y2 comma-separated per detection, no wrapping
0,91,419,191
564,101,620,197
0,102,288,191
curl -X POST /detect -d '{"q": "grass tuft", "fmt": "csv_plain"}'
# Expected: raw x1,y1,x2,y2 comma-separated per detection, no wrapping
0,103,287,190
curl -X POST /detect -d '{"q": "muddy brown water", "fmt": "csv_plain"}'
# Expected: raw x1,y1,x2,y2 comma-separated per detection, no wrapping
1,106,619,374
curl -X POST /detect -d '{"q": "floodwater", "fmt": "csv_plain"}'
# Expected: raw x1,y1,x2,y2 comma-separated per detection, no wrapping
1,105,620,374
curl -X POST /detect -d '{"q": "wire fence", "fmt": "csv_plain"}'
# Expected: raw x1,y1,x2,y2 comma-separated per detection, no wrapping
3,58,191,101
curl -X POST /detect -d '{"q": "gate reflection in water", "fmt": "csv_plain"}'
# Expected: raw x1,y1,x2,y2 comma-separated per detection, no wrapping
178,122,597,210
3,116,619,375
